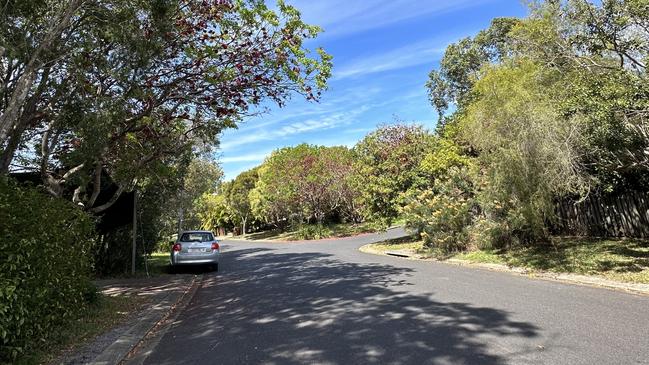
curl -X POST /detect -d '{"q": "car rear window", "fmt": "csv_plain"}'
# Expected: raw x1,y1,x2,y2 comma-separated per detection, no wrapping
180,232,214,242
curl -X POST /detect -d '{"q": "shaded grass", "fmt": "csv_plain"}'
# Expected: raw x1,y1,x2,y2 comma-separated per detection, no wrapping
140,252,171,276
365,236,649,284
236,222,378,241
16,294,147,365
459,237,649,284
363,235,424,253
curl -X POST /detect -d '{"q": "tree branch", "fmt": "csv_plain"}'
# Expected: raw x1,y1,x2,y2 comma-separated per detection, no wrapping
90,183,125,214
87,163,103,208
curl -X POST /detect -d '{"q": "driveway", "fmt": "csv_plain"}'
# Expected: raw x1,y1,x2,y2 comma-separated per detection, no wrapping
140,228,649,365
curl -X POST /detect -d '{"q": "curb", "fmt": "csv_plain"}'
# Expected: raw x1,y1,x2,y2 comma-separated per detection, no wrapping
360,245,649,296
87,275,202,365
123,274,203,365
445,258,649,296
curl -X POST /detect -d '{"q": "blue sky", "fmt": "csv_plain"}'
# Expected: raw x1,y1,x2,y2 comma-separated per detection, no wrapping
218,0,528,180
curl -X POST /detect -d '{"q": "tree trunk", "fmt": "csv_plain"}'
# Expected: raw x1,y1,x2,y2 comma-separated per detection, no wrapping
177,189,185,234
0,128,22,173
132,190,137,276
242,217,247,235
0,67,51,174
0,0,83,145
90,183,125,214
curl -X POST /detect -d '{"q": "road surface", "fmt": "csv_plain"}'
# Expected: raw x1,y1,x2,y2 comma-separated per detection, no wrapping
141,228,649,365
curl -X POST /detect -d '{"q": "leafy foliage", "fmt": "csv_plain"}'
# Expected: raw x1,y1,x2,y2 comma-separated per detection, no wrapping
418,0,649,252
426,17,519,127
2,0,332,216
198,193,234,233
0,178,95,361
402,167,476,253
463,60,589,245
224,167,259,234
254,144,360,227
354,124,436,226
178,158,224,230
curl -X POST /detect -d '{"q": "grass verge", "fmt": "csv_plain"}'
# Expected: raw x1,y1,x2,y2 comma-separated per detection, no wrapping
360,235,424,256
16,294,147,365
140,252,171,276
363,236,649,284
233,222,379,241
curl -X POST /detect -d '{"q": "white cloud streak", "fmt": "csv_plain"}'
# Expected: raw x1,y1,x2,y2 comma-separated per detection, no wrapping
220,152,273,163
286,0,492,39
219,105,371,151
334,40,445,80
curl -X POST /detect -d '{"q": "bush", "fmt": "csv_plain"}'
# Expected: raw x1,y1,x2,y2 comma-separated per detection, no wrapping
402,167,476,253
0,178,96,361
294,224,333,240
354,124,437,224
93,225,133,277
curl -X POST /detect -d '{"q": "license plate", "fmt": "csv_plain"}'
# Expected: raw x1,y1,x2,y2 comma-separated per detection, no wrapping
188,248,206,253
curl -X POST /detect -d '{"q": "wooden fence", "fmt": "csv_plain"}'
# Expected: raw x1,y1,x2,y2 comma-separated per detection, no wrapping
554,191,649,238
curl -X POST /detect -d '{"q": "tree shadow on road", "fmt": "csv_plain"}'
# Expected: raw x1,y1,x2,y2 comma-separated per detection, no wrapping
146,247,539,365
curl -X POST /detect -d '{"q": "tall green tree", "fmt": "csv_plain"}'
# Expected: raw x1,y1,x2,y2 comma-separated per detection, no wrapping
1,0,332,215
225,167,259,235
354,124,436,225
511,0,649,190
253,144,360,227
420,0,649,249
177,158,223,231
197,193,234,233
426,17,519,128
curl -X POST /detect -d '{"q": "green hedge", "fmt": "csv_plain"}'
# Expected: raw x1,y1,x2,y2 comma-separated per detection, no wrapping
0,178,96,361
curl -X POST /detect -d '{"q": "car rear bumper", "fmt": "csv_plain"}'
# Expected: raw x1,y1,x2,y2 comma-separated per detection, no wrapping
170,252,220,266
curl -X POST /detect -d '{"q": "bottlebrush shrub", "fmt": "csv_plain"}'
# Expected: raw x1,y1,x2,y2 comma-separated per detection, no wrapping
402,167,476,253
0,178,96,361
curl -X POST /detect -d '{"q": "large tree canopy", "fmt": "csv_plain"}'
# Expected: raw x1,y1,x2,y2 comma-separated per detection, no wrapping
0,0,332,213
417,0,649,250
252,144,359,227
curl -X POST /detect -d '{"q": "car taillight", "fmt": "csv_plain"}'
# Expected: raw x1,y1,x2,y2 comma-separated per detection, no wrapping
211,242,219,250
173,243,182,252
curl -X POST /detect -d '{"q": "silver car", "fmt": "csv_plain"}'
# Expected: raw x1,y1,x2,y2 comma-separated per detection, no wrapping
170,230,220,271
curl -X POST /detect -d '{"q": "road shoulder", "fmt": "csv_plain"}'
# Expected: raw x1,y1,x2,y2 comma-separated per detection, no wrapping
60,275,201,365
360,243,649,296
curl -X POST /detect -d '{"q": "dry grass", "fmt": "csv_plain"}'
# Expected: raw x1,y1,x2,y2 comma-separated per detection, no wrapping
364,236,649,284
16,294,147,365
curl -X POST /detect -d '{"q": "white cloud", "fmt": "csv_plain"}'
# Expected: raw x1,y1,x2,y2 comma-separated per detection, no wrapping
286,0,492,38
219,133,271,151
219,105,372,151
220,152,273,163
334,40,445,80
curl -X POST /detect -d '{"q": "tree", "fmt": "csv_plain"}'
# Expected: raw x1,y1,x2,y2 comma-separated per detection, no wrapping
197,193,234,233
225,167,258,235
510,0,649,191
461,60,589,244
253,144,360,227
0,0,85,152
426,17,519,129
1,0,332,216
354,124,436,225
176,158,223,231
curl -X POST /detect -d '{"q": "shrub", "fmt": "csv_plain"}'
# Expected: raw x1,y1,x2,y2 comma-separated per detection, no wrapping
294,224,333,240
0,178,96,361
354,124,436,225
461,61,589,245
402,167,476,253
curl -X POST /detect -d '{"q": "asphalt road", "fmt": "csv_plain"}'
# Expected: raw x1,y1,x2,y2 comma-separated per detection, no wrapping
142,228,649,365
